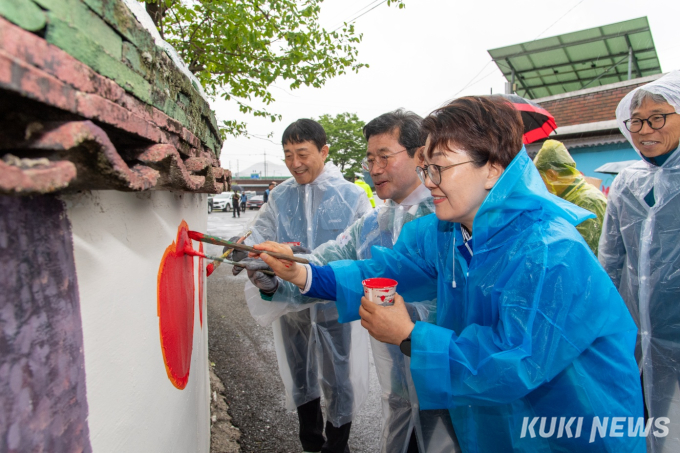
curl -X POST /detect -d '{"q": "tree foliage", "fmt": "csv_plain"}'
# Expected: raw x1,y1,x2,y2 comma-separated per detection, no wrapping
317,112,366,180
145,0,405,138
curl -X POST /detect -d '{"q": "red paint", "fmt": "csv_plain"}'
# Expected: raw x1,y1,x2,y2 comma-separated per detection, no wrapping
206,262,215,277
362,278,398,289
157,220,195,390
198,242,204,328
183,246,207,259
188,230,204,241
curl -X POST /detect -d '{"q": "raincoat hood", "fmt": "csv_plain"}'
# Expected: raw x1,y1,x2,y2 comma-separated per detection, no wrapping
532,140,608,256
533,139,577,170
472,147,594,251
616,70,680,170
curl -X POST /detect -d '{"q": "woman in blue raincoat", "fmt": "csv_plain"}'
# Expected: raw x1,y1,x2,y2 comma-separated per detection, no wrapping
256,96,645,452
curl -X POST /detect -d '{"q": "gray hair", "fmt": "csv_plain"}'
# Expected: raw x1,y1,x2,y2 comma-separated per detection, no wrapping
630,89,670,115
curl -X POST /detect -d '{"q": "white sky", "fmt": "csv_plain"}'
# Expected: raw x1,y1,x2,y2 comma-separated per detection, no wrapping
212,0,680,173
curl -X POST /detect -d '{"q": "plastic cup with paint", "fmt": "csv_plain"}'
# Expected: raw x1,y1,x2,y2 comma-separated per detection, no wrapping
362,278,398,306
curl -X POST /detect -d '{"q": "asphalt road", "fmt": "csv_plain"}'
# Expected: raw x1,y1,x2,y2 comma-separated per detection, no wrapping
206,209,382,453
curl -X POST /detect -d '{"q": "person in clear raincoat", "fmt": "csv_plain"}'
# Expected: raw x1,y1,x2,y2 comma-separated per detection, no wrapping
533,139,608,256
232,119,372,453
245,110,459,453
599,70,680,453
258,96,645,452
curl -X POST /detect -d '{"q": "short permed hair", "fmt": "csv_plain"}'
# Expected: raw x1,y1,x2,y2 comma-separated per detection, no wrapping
422,96,524,169
363,109,424,158
630,89,670,115
281,119,327,151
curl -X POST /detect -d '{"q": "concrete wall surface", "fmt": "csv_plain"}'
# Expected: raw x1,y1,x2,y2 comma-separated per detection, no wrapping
63,190,209,453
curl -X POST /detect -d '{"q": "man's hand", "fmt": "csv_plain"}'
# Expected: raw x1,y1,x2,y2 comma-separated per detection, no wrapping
223,236,248,276
240,258,278,294
359,293,415,345
254,242,307,289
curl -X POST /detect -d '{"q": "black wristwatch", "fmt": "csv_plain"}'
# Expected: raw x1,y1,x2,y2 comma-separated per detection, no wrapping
399,337,412,357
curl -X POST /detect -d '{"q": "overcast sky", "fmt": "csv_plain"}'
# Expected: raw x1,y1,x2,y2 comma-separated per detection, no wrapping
211,0,680,174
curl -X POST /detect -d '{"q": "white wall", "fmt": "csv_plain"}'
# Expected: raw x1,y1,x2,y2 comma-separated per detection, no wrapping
62,190,210,453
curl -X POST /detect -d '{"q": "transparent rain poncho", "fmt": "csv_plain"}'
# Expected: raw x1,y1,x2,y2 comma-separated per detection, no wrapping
534,139,608,256
262,183,458,452
599,70,680,453
325,149,644,451
241,162,372,427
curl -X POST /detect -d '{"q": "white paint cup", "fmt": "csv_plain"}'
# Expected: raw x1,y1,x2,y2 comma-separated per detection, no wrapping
362,278,398,306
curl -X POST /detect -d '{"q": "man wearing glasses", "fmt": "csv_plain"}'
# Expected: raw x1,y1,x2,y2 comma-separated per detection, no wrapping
600,71,680,453
243,109,459,452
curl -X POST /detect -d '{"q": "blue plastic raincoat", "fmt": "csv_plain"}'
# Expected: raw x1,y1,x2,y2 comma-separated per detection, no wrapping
321,149,644,451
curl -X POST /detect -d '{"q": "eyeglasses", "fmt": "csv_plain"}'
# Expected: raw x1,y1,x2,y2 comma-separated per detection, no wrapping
623,112,677,133
362,149,408,171
416,161,473,185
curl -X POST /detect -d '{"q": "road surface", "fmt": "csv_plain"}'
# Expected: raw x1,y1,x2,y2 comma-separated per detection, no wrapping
206,209,382,453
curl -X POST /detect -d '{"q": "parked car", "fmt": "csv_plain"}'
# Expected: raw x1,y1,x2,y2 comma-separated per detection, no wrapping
211,192,234,212
246,195,264,210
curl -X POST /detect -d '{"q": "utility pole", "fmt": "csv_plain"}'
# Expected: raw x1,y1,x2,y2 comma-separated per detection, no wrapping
264,149,267,177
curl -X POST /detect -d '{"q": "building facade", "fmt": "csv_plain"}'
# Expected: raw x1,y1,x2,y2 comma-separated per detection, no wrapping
528,74,664,194
0,1,229,451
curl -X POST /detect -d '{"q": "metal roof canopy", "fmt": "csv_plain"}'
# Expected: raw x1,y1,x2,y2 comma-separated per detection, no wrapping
488,17,661,99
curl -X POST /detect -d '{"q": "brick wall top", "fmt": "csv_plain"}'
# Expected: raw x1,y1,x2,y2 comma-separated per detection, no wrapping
536,80,652,127
0,0,222,155
0,15,230,195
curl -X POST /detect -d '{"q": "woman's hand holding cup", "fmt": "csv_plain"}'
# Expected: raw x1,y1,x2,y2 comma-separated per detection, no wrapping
359,293,414,345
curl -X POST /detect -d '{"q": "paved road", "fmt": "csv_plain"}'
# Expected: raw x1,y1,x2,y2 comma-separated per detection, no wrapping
207,209,382,453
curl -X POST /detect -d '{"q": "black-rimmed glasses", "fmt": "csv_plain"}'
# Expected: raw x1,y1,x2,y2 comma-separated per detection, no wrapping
416,161,473,185
623,112,677,133
362,149,408,171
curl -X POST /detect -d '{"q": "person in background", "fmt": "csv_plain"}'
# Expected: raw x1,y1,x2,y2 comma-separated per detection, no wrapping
533,139,607,256
263,182,275,203
242,109,459,453
231,191,241,218
258,96,644,452
354,172,376,208
227,119,372,453
599,70,680,453
240,192,247,211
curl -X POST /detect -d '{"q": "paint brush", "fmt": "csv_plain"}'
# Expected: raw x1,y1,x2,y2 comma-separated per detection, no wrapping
183,247,276,276
188,231,310,264
206,230,251,277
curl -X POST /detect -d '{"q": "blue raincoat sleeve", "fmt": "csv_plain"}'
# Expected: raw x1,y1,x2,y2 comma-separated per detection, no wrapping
327,217,439,323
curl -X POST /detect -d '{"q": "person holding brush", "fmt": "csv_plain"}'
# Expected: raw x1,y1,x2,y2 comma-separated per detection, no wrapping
227,119,371,453
241,109,459,453
255,96,644,452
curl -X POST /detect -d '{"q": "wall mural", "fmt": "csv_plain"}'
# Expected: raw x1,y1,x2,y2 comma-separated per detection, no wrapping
157,220,198,390
0,195,92,452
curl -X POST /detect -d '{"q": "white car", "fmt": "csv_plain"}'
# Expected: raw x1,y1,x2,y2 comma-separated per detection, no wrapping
210,192,234,212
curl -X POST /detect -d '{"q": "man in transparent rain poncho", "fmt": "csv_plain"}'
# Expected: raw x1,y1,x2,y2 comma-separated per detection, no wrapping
533,139,607,256
243,110,459,453
599,70,680,453
229,119,372,453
